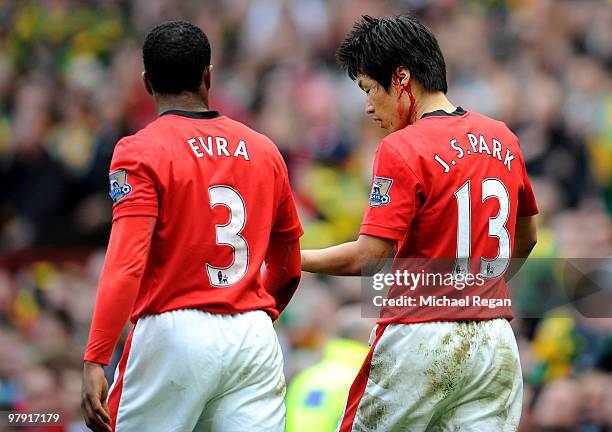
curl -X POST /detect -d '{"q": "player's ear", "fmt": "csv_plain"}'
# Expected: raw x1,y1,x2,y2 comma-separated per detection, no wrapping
203,65,213,90
142,71,153,95
395,67,411,89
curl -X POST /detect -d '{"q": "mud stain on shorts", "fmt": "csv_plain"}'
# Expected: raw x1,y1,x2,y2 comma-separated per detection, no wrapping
238,367,251,383
368,347,395,390
169,379,187,393
275,373,286,399
358,394,389,431
355,347,396,430
428,323,520,430
479,343,518,421
422,322,490,401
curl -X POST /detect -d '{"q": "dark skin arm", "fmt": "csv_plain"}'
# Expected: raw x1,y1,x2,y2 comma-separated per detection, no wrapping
82,361,112,432
505,215,538,282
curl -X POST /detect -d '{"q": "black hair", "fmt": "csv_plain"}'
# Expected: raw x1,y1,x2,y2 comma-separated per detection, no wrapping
337,15,447,93
143,21,211,95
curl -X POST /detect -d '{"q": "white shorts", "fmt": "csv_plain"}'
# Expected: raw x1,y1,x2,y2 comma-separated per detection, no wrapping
338,319,522,432
107,309,285,432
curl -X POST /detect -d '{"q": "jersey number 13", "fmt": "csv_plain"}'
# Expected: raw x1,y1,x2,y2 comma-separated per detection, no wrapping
453,178,510,279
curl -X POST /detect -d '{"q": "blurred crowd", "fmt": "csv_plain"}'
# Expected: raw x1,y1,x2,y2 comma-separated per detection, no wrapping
0,0,611,430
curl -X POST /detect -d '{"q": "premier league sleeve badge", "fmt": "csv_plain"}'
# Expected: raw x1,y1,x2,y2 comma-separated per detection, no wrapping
109,169,133,203
369,176,393,207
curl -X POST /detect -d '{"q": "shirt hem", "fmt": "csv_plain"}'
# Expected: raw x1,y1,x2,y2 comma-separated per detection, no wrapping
360,223,404,241
376,315,514,325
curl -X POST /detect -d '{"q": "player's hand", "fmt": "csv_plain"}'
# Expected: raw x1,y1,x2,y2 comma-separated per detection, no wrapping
82,361,113,432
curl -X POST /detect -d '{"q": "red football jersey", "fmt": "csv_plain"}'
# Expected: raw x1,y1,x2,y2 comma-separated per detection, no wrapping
109,110,302,321
360,108,538,323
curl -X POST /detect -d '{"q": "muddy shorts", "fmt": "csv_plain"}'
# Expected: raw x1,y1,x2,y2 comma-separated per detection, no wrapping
337,319,522,431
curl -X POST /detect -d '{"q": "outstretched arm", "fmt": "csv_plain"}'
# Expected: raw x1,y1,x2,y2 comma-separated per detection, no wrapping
301,234,395,276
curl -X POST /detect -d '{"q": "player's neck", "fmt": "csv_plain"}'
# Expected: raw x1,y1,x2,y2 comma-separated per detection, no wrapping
414,92,456,120
154,92,210,115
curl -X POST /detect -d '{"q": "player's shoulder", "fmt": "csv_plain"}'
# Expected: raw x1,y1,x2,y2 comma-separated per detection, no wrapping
110,136,148,172
113,130,143,154
110,119,171,167
220,116,286,164
380,122,431,161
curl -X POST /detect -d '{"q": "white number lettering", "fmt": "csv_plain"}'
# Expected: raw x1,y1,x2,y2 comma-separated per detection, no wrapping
453,178,511,279
453,181,471,277
206,186,249,287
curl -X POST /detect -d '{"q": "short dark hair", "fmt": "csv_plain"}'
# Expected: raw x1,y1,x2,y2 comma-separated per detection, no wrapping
337,15,447,93
143,21,211,95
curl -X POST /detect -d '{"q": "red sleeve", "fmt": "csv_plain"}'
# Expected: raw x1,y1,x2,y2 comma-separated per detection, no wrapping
263,238,301,318
84,216,155,365
517,157,539,217
360,140,422,241
109,138,159,222
270,157,303,241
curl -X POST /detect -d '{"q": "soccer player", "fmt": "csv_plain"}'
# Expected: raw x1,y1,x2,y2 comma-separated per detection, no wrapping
81,21,302,432
301,15,538,431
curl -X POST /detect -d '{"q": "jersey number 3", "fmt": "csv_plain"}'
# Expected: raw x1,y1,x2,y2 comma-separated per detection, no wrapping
206,185,249,287
454,178,510,278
